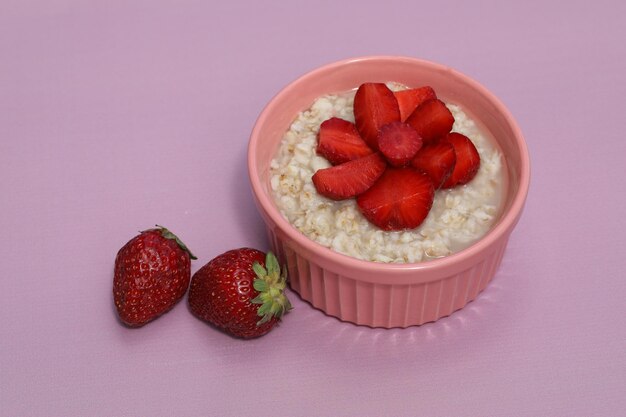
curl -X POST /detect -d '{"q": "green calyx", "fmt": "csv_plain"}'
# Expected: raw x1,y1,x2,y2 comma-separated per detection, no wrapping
145,224,198,260
250,252,292,326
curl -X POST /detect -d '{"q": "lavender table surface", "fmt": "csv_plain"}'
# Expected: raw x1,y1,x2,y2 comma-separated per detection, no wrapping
1,1,625,416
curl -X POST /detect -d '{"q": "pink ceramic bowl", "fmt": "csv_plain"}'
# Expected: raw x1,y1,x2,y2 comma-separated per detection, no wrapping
248,56,530,328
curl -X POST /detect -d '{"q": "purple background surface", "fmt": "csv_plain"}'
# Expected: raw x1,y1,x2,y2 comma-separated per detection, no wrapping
1,1,625,416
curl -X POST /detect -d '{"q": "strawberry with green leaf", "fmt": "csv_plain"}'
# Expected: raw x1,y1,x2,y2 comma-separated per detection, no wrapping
188,248,291,339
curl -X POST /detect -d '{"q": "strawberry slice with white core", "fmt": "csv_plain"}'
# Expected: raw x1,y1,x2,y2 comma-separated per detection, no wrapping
353,83,401,150
317,117,374,165
377,122,423,167
312,153,387,200
405,98,455,145
411,141,457,189
356,168,435,231
394,86,437,122
441,132,481,188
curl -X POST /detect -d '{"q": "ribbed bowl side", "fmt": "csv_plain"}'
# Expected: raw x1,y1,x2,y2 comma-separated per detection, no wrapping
268,227,510,328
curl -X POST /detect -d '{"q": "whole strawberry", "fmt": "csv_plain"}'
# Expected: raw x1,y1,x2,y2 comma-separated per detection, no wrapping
188,248,291,339
113,225,196,327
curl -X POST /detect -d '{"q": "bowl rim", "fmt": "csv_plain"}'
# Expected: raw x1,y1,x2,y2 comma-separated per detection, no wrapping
248,55,530,280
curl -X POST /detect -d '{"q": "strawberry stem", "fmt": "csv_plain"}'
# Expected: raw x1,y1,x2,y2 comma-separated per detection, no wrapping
147,224,198,260
250,252,292,325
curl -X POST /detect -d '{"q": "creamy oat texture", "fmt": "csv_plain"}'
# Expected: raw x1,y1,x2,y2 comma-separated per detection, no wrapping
269,84,503,263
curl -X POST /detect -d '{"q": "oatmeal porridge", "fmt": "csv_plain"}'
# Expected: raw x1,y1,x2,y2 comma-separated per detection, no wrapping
269,84,504,263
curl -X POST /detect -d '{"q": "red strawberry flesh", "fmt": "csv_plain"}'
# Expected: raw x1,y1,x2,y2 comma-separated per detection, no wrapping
317,117,373,165
312,153,386,200
394,86,437,122
357,168,435,231
441,132,481,188
377,122,423,167
353,83,401,150
405,98,455,145
411,141,457,189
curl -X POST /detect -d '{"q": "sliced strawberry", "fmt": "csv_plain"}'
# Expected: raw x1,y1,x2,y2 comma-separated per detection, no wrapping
353,83,401,150
356,168,434,231
377,122,423,167
441,133,481,188
317,117,373,165
405,98,454,145
394,86,437,122
411,141,456,189
312,153,386,200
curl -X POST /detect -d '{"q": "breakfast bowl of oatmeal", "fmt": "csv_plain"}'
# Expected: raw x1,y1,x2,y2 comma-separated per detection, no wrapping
248,56,529,328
